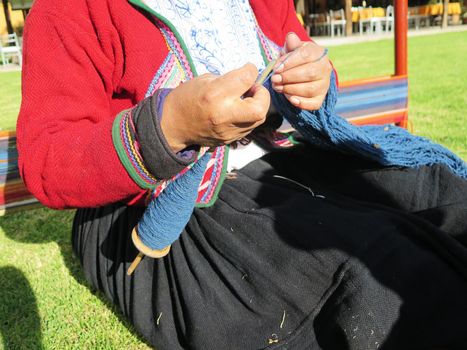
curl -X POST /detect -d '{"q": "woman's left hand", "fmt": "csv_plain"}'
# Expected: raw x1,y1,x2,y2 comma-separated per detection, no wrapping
271,32,333,111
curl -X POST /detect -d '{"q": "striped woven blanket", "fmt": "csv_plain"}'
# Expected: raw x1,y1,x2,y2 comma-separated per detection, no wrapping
0,131,41,215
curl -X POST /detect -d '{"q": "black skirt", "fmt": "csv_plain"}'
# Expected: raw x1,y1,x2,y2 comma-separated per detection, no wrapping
72,145,467,350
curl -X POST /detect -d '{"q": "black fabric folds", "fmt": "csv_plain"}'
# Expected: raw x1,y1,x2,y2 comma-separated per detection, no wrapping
72,144,467,350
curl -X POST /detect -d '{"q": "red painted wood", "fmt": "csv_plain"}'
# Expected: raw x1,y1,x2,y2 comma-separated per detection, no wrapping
395,0,408,76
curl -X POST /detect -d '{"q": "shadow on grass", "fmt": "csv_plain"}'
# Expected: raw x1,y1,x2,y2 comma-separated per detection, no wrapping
0,266,43,350
0,208,150,348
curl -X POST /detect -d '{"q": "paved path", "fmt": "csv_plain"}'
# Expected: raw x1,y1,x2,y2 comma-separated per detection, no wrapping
0,64,21,72
314,24,467,47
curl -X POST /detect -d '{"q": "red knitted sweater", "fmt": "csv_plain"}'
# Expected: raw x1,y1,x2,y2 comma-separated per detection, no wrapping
17,0,309,209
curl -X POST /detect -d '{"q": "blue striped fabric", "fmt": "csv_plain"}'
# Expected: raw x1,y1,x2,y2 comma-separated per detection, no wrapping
0,132,40,215
336,77,408,119
0,133,19,183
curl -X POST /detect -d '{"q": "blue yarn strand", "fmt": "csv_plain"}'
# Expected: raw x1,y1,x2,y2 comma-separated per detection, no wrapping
137,71,466,252
271,72,467,179
138,153,210,250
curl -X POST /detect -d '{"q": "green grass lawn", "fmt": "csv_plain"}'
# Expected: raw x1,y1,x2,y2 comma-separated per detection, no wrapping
328,31,467,160
1,31,466,349
0,71,22,131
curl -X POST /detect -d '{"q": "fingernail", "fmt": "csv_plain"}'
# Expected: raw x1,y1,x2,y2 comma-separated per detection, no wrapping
273,84,283,92
290,97,300,105
274,63,285,73
285,31,298,43
271,74,282,83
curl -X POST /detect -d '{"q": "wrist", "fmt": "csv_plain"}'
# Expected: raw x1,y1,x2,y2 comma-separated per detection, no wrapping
160,90,189,153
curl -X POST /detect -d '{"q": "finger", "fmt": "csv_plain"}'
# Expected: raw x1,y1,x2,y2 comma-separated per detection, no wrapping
214,63,259,98
231,117,267,134
273,79,329,98
231,84,270,124
214,118,267,146
275,43,326,73
271,59,331,85
284,32,302,53
286,94,327,111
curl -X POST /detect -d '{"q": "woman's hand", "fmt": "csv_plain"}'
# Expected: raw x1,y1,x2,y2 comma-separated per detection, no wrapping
161,63,270,153
271,32,332,111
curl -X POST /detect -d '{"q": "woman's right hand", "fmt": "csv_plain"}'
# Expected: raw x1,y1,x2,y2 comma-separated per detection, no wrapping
161,63,270,152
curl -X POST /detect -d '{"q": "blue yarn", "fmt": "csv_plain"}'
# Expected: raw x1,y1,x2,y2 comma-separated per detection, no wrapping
137,153,210,250
138,71,467,251
271,72,467,179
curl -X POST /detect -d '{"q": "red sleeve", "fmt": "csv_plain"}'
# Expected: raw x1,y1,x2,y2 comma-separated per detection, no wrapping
281,0,311,42
17,7,145,209
252,0,310,45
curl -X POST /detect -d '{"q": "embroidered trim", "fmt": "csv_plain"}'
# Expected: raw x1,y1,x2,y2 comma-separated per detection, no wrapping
199,146,224,203
146,148,211,204
272,131,299,148
256,25,282,63
145,53,175,97
156,19,194,81
124,0,288,206
112,110,158,189
195,146,229,208
121,110,159,183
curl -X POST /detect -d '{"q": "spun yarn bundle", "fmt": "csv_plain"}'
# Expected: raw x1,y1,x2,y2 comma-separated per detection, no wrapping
137,153,210,250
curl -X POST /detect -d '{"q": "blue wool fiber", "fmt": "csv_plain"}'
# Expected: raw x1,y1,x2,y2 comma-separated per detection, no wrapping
137,71,466,252
271,72,467,179
137,153,210,250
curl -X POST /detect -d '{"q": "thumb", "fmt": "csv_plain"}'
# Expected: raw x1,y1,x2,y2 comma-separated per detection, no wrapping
215,63,258,97
284,32,302,53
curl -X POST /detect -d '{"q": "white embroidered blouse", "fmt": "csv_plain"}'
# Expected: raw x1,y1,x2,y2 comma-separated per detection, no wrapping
144,0,271,171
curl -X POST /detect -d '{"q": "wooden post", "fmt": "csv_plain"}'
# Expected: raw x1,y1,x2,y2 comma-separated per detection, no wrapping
303,0,310,35
295,0,311,35
345,0,353,36
2,0,14,34
441,0,449,28
394,0,408,76
394,0,409,128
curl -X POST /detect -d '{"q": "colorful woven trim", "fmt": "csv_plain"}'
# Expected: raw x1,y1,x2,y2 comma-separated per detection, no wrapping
155,19,194,81
255,20,282,64
195,146,229,207
145,53,179,96
145,146,210,203
112,109,159,189
137,16,228,207
112,16,199,192
115,5,289,205
272,131,300,148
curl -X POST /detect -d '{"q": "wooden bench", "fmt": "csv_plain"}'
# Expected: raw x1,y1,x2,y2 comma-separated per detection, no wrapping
0,77,409,215
0,131,41,215
336,75,408,127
